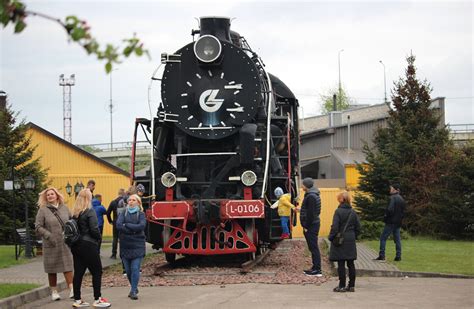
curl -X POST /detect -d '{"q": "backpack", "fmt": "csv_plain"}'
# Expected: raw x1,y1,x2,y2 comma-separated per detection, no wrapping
48,206,82,247
117,197,127,216
64,218,81,246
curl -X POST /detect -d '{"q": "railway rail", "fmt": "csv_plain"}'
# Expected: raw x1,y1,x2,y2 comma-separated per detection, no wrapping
153,243,276,277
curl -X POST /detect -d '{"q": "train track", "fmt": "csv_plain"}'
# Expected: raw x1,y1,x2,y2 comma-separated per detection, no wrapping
152,243,278,277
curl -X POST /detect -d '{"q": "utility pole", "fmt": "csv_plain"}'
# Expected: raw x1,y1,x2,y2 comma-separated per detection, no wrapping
379,60,387,104
109,69,118,151
59,74,75,143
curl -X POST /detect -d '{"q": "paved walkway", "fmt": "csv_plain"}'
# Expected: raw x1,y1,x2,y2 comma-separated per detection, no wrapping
21,278,474,309
0,243,153,285
353,242,400,272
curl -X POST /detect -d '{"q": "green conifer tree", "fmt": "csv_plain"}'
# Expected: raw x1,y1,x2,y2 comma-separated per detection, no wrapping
0,98,47,244
354,54,452,235
434,142,474,239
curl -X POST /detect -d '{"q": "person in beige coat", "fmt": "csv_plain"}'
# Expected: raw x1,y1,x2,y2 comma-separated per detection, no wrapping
35,187,74,301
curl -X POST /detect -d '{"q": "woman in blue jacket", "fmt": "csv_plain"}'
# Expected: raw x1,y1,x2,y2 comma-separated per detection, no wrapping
116,194,146,300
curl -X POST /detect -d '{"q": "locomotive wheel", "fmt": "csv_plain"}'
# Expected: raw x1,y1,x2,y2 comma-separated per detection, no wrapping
165,253,176,263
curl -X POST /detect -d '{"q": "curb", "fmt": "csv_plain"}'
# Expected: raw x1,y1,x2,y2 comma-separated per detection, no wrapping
0,281,68,309
0,260,121,309
323,238,474,279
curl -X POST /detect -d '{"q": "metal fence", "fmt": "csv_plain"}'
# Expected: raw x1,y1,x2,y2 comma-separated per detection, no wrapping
76,140,151,153
448,124,474,133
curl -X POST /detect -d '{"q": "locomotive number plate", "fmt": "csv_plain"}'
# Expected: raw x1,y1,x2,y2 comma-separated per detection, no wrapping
223,200,265,218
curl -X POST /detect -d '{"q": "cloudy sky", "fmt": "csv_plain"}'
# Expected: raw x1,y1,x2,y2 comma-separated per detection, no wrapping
1,0,472,145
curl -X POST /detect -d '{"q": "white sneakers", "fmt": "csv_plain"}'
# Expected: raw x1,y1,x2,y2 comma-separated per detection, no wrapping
72,297,111,308
70,288,74,299
51,290,61,301
72,300,90,307
93,297,111,308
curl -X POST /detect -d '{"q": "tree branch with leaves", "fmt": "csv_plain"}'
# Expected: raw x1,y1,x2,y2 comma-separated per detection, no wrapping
1,0,150,73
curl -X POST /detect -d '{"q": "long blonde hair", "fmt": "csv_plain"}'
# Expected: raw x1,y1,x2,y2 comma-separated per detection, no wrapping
37,187,64,208
73,189,92,217
127,194,143,211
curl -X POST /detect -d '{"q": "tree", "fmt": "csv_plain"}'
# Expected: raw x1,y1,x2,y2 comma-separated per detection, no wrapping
1,0,150,73
354,54,453,235
320,86,355,114
0,97,48,244
433,142,474,239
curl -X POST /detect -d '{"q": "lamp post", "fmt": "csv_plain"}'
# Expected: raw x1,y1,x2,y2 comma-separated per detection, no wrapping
14,176,35,258
338,49,344,109
379,60,387,104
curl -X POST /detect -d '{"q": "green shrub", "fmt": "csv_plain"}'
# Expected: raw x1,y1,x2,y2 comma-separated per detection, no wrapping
358,220,409,240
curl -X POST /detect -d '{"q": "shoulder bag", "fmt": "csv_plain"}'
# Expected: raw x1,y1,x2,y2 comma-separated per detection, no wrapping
332,210,353,247
47,206,65,230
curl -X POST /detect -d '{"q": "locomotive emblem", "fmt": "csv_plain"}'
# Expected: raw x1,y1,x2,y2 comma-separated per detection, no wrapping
199,89,224,112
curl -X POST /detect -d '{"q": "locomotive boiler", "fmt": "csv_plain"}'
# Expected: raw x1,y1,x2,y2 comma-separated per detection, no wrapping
132,17,300,262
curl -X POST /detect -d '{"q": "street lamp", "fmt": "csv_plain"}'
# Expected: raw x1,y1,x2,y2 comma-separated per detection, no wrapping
14,176,35,258
73,181,84,198
65,182,72,196
379,60,387,105
338,49,344,109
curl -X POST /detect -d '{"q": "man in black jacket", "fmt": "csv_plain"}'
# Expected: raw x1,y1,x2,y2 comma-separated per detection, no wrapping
299,177,323,277
375,183,406,261
106,188,125,259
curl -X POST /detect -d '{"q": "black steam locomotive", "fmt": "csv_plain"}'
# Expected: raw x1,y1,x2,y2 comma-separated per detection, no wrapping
132,17,300,262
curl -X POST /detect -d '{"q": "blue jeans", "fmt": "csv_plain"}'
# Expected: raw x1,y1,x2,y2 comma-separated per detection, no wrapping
122,256,143,294
379,224,401,258
280,216,290,235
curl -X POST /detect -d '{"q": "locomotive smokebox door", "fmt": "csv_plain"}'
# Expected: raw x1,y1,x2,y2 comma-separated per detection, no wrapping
161,25,262,140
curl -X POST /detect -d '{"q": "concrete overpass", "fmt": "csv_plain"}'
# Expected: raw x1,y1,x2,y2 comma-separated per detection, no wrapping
77,141,151,165
449,124,474,145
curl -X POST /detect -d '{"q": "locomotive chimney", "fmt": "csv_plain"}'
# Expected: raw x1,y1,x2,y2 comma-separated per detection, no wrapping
199,16,232,42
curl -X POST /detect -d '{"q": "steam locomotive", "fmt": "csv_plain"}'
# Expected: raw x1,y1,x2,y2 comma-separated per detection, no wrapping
132,17,300,262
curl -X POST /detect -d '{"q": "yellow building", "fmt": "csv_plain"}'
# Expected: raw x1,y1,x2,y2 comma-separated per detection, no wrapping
291,187,344,238
28,123,130,236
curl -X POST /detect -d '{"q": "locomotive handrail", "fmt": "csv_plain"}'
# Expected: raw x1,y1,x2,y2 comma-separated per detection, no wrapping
175,152,237,157
261,67,274,198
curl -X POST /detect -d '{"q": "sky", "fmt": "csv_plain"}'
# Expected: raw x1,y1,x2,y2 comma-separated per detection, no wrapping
1,0,473,145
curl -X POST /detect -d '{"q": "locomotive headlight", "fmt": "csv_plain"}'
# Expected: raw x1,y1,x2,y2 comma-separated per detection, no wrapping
194,35,222,63
241,170,257,187
161,172,177,188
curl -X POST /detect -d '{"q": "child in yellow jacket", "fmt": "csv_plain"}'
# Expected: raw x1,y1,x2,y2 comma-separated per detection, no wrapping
274,187,295,239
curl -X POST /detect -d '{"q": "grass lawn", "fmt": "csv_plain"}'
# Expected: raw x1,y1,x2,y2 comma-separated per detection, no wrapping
364,237,474,275
0,283,40,299
0,246,34,269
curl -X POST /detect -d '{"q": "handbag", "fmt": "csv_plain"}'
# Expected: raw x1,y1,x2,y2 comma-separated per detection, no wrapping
332,210,353,247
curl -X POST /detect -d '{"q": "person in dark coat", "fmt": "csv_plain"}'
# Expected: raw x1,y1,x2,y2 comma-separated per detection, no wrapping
328,191,361,292
106,188,125,259
375,183,406,261
117,194,146,300
299,177,323,277
70,189,111,308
